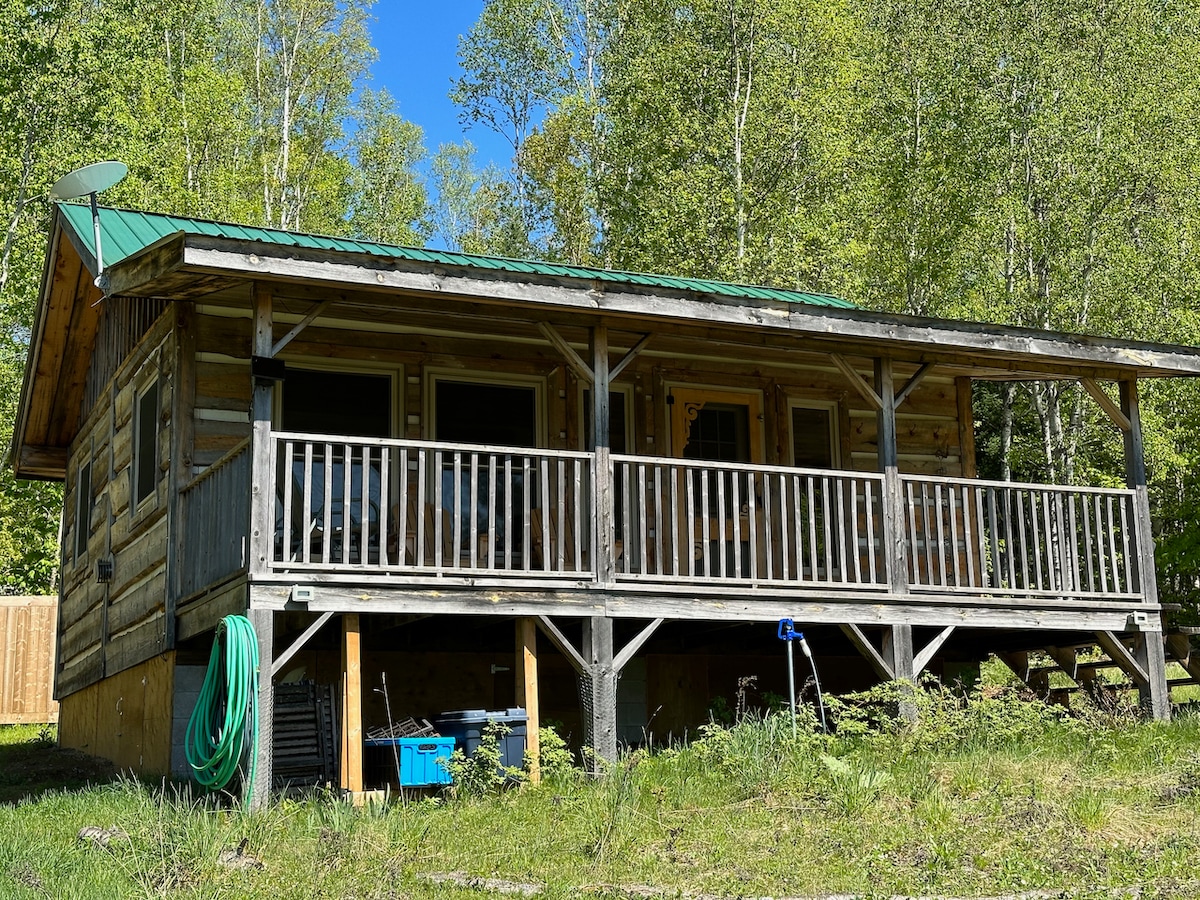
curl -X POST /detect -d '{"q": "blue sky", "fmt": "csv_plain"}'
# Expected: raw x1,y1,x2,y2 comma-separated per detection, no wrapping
368,2,511,173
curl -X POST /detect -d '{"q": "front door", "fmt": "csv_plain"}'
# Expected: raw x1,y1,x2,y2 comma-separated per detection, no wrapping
670,388,764,576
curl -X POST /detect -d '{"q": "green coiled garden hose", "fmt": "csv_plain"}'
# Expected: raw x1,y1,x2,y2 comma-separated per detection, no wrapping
185,614,261,799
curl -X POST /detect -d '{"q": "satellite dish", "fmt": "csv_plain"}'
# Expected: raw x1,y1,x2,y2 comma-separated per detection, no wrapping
49,161,128,200
48,161,128,290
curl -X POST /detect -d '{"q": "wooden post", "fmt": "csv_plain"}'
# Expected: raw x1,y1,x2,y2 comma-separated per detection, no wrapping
874,358,907,597
248,606,273,811
876,359,916,720
516,617,540,784
582,616,617,768
591,325,615,584
1119,379,1169,719
165,303,196,650
248,283,274,580
341,613,364,798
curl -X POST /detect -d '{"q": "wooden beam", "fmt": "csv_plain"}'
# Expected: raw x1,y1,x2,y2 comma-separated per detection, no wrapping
171,236,1200,378
894,363,935,408
1044,645,1083,684
609,333,653,380
249,583,1156,633
1082,378,1131,433
875,359,908,597
839,624,892,680
271,298,332,356
248,283,273,578
1120,380,1159,612
592,325,616,584
516,617,540,784
535,615,587,674
831,354,883,410
955,377,977,479
913,625,956,676
1094,630,1149,686
583,616,617,765
271,610,335,676
613,617,665,673
1133,630,1170,720
341,613,364,798
538,322,593,384
248,607,274,811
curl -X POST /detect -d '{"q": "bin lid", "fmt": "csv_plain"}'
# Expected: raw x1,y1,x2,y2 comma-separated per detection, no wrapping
435,707,526,723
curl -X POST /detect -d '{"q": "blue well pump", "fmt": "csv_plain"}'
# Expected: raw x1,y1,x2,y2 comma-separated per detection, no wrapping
777,619,827,736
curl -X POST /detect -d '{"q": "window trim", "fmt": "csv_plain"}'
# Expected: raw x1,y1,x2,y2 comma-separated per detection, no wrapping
425,369,548,448
73,451,93,566
272,357,402,438
132,368,162,513
787,398,841,469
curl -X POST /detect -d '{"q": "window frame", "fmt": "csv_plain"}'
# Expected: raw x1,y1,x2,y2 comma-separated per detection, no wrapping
787,398,841,469
132,367,163,514
425,369,547,448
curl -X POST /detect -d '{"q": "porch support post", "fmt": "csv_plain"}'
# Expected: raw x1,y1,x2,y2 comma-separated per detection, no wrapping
875,358,916,720
340,613,364,799
591,325,615,584
248,606,274,811
516,617,541,784
582,615,617,768
1119,379,1169,719
248,283,277,807
248,283,274,578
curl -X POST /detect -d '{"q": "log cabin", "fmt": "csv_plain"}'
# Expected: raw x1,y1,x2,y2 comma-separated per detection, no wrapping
13,202,1200,799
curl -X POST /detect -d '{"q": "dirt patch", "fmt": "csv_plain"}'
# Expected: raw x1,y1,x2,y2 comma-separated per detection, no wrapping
0,736,119,804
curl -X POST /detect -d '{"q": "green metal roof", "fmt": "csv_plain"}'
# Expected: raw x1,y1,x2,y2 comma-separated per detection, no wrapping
58,203,858,309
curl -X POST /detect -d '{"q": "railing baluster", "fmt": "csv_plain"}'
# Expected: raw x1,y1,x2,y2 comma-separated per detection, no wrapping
653,466,664,576
792,475,805,584
834,477,847,584
933,482,947,587
1119,495,1134,593
806,475,819,581
555,458,566,571
716,469,728,579
865,479,878,584
635,462,647,577
731,471,743,579
540,458,552,572
779,474,790,582
503,456,513,571
486,455,497,570
522,457,531,571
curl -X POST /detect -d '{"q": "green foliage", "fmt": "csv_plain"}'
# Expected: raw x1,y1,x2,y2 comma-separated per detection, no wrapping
444,721,526,799
532,724,577,784
9,698,1200,897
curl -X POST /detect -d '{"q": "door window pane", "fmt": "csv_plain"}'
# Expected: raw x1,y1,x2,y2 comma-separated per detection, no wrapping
792,406,834,468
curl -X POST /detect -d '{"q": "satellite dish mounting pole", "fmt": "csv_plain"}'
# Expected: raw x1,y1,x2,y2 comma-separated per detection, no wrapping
47,160,128,291
89,189,104,276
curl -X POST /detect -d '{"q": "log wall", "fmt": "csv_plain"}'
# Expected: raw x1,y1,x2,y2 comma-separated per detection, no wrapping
58,307,176,697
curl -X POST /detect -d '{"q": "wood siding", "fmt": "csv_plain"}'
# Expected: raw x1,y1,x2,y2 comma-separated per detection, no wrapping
59,308,176,697
0,596,58,724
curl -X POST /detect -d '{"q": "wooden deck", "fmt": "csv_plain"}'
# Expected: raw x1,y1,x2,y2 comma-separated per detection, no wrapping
178,430,1152,630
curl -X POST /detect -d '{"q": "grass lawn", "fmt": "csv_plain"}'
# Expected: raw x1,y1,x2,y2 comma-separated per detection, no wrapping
3,686,1200,899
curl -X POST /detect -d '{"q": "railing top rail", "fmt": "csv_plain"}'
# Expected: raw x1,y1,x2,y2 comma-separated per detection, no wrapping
900,471,1137,497
611,452,887,481
180,438,250,495
270,431,594,461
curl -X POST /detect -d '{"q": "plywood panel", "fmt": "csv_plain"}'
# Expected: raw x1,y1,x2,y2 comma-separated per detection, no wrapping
58,652,175,775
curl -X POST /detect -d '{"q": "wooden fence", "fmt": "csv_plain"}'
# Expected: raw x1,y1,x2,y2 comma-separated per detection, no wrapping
0,595,58,724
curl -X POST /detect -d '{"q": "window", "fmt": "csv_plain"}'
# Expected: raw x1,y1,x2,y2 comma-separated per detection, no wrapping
435,380,538,447
74,459,92,561
281,368,392,438
134,378,160,508
790,401,838,469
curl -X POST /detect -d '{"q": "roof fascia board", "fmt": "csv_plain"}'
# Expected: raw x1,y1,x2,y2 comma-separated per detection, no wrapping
10,216,64,473
166,234,1200,379
103,230,188,296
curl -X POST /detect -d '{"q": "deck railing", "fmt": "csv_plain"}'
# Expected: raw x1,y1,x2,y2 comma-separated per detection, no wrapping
611,455,888,589
269,432,594,577
900,475,1140,599
180,440,251,596
251,433,1146,604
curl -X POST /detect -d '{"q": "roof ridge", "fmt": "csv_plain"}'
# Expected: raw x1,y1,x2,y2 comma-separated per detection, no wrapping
55,202,857,309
